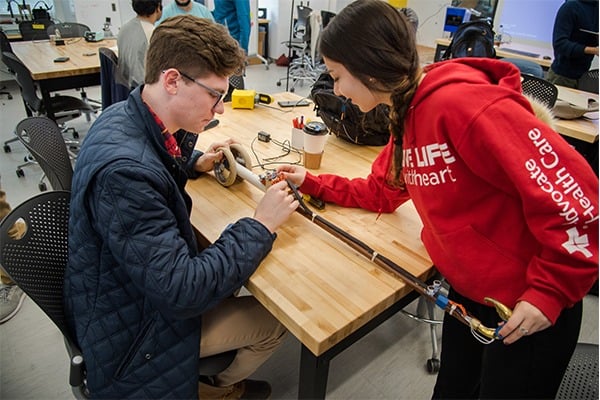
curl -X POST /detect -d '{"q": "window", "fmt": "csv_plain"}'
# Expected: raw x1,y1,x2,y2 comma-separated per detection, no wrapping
0,1,56,20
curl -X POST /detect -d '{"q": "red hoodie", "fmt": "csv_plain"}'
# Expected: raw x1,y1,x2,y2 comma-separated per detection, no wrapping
300,58,598,324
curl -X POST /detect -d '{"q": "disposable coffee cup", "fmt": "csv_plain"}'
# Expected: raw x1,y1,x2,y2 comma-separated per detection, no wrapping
302,121,328,169
291,127,303,150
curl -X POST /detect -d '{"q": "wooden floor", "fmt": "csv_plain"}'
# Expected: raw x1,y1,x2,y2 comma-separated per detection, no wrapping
1,58,597,400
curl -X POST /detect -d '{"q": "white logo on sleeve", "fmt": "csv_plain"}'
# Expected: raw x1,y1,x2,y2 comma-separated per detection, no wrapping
562,227,593,258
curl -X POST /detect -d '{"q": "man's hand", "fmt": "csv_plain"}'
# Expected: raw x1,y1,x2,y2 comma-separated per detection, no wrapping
194,139,237,173
254,180,299,233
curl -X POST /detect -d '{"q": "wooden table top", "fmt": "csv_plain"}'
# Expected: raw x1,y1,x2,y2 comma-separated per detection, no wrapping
554,86,599,144
11,38,117,80
187,93,433,356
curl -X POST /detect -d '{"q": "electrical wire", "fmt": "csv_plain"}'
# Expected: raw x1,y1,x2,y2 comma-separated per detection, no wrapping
249,136,302,170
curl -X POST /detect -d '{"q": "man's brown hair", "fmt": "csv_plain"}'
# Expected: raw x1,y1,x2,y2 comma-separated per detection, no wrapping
145,15,245,83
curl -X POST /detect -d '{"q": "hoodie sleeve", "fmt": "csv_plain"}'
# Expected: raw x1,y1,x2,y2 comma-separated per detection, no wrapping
300,140,411,213
459,97,598,323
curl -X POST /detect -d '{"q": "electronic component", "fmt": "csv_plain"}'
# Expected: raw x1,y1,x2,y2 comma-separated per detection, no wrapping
303,194,325,210
278,99,310,108
257,131,271,142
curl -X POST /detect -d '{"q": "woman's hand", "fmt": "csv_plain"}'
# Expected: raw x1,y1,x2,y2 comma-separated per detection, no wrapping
254,180,299,233
497,301,551,344
277,165,307,187
194,138,237,173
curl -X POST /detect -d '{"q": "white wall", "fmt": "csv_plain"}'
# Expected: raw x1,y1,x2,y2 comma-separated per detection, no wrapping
72,0,135,34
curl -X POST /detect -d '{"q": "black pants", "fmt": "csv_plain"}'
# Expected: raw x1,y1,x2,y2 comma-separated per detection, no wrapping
432,288,582,399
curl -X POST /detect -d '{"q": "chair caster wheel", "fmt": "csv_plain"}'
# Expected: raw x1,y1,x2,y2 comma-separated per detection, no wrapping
39,182,47,192
73,131,80,139
426,358,440,374
3,144,10,153
276,81,282,86
290,87,295,93
16,168,25,178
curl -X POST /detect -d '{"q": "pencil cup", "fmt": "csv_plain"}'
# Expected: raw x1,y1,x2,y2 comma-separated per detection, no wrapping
291,127,303,150
302,121,329,169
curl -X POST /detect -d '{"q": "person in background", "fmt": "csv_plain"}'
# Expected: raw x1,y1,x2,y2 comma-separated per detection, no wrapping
212,0,252,54
278,1,598,399
547,0,599,88
0,189,26,324
156,0,214,24
117,0,162,89
65,15,297,400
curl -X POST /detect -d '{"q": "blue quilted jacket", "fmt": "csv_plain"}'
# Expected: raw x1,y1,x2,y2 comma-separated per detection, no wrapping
64,86,276,399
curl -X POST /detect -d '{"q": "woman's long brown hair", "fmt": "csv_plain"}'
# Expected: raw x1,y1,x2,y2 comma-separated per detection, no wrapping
319,0,421,184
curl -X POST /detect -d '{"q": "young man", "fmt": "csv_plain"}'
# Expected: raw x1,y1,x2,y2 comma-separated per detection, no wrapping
547,0,599,88
156,0,214,24
65,15,298,399
117,0,162,89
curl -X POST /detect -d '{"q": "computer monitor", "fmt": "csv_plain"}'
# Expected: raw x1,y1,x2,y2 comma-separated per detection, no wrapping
495,0,564,50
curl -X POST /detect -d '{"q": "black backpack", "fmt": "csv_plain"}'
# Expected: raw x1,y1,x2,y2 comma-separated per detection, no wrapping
443,20,496,59
310,73,390,146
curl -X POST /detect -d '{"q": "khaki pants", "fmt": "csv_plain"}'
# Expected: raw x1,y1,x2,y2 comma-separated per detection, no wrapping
200,295,287,387
547,68,578,89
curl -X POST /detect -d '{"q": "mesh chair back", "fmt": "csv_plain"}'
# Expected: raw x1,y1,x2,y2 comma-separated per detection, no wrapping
19,20,51,41
521,73,558,109
556,342,599,399
294,5,312,43
223,74,245,102
47,22,90,38
0,190,71,337
0,190,87,396
15,116,73,190
578,69,599,94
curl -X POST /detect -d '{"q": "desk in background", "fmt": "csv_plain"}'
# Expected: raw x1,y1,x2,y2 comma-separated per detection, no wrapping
258,18,270,60
434,38,552,69
10,38,116,120
554,86,599,174
188,93,434,399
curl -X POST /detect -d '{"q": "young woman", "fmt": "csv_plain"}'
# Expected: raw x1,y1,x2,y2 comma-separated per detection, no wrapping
279,1,598,398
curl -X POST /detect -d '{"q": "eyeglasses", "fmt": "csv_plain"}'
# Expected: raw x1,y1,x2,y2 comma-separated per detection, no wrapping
178,71,226,110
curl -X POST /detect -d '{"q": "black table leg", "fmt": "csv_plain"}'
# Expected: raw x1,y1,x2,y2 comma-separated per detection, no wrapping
298,345,330,400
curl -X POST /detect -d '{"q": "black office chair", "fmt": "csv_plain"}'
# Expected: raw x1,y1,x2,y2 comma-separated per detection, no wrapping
44,22,100,119
18,20,52,41
556,342,599,399
0,190,238,398
46,22,90,39
578,69,599,94
2,51,95,133
14,116,74,191
0,30,13,101
521,73,559,109
277,4,321,92
321,10,336,29
98,47,130,110
223,73,246,103
0,190,87,399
